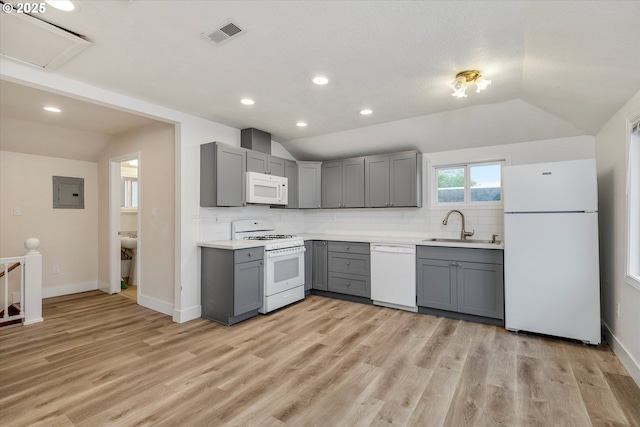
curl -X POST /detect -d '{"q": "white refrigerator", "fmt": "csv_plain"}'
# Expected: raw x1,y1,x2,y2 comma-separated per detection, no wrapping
503,159,601,344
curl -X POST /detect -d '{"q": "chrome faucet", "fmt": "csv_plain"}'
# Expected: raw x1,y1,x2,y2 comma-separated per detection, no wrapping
442,210,475,240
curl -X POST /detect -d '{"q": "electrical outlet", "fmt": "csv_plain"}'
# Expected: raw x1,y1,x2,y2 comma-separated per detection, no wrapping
616,303,621,318
13,207,22,216
53,265,60,274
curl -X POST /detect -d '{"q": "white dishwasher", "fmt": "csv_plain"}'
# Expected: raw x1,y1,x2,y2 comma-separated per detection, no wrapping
370,244,417,312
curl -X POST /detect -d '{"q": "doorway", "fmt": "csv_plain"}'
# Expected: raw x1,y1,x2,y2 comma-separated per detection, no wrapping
109,153,141,299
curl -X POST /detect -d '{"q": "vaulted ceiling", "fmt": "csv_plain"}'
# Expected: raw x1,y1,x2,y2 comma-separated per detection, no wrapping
1,1,638,161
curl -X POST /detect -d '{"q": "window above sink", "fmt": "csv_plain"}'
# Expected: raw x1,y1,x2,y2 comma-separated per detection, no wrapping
432,159,506,207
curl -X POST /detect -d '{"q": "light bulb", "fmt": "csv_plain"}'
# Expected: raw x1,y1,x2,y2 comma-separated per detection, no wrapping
474,75,492,92
451,76,467,97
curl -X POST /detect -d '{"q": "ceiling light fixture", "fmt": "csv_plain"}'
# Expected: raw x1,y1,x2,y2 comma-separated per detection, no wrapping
42,106,62,113
44,1,76,12
312,76,329,85
451,70,492,98
360,109,373,115
296,122,307,127
240,98,254,105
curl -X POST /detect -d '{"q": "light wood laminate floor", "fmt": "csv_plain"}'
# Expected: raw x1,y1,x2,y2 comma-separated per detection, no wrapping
1,291,638,426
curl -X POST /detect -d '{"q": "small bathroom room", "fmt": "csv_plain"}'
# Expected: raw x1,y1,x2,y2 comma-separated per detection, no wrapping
120,159,138,299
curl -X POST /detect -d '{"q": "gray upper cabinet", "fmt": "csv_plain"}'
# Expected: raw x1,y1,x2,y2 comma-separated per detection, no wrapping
321,160,342,208
365,151,422,208
364,154,390,207
297,162,322,209
200,142,246,207
246,151,285,177
284,160,298,209
322,158,365,208
342,158,365,207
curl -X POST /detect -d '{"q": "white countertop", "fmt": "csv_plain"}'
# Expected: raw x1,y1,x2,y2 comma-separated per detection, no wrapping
198,233,504,250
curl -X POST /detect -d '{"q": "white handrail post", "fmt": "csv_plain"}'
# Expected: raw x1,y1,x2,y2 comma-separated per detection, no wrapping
23,238,43,325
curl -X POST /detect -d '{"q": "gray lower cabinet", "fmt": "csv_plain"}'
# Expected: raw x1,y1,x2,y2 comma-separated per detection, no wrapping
201,247,264,325
297,162,322,208
304,241,313,291
321,158,365,208
200,142,246,207
312,241,328,291
327,241,370,297
365,151,422,208
417,246,504,319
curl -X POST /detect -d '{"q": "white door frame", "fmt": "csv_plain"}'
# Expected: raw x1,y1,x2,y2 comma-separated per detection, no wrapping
109,153,141,296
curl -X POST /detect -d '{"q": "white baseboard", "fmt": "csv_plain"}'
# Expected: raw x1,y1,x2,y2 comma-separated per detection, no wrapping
43,281,98,298
97,280,110,293
172,305,201,323
602,321,640,387
23,317,43,325
138,294,173,316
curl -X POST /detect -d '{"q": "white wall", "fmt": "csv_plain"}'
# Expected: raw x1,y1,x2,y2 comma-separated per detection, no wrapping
304,136,595,239
0,151,98,299
98,122,175,312
1,58,244,322
595,90,640,384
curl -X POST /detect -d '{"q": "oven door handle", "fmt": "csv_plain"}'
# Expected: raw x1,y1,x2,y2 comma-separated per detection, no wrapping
267,246,306,258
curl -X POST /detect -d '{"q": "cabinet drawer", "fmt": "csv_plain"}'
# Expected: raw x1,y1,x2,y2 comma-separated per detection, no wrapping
234,247,264,263
327,252,370,276
417,246,503,265
328,272,370,298
328,241,370,254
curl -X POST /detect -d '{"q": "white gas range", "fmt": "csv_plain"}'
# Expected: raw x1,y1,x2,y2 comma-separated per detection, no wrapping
232,220,305,313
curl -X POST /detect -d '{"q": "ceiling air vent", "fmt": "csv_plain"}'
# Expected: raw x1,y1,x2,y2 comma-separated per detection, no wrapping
202,20,244,45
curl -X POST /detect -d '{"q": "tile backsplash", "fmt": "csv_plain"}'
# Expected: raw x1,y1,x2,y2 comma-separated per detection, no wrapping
200,205,504,242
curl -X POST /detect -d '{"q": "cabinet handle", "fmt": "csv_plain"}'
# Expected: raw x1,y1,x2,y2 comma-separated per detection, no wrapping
317,204,321,208
346,261,350,265
346,246,350,250
346,282,350,286
248,253,252,257
450,262,457,267
390,202,393,206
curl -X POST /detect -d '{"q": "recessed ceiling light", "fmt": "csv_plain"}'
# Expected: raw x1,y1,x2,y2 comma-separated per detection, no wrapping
312,76,329,85
296,122,308,127
360,109,373,115
240,98,254,105
42,106,62,113
44,1,76,12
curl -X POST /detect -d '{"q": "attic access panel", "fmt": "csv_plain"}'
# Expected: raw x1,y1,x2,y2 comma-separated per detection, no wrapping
0,9,91,70
53,176,84,209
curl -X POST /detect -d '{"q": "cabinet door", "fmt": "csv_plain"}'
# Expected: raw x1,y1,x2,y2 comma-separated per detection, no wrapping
285,160,298,208
328,272,370,298
390,151,420,207
365,155,390,207
298,162,322,208
312,241,328,290
234,259,263,315
417,258,457,311
268,156,286,177
457,262,504,319
342,157,365,208
304,241,313,291
246,151,269,174
322,161,343,208
216,144,246,207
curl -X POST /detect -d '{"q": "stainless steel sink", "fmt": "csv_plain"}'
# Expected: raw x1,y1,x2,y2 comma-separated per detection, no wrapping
423,238,502,245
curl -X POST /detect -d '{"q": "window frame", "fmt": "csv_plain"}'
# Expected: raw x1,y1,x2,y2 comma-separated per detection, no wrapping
121,176,138,212
431,159,506,207
626,117,640,290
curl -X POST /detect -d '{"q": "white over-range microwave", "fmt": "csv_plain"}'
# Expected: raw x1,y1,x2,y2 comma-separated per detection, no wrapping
245,171,288,205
